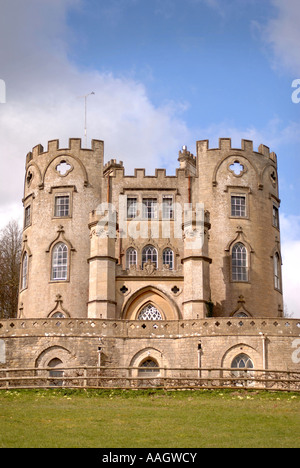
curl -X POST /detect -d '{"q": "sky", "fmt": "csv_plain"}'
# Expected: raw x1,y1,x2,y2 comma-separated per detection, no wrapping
0,0,299,317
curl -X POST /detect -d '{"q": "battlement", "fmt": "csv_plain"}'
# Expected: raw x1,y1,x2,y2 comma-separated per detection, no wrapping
197,138,277,164
178,146,196,163
26,138,104,165
103,159,124,175
105,166,188,181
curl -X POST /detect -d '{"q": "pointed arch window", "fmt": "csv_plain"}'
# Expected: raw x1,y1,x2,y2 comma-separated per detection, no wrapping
138,304,163,321
48,358,64,386
21,252,28,290
274,252,281,291
142,245,158,269
51,243,68,281
126,248,137,269
163,248,174,270
138,359,160,377
231,353,254,379
232,243,248,282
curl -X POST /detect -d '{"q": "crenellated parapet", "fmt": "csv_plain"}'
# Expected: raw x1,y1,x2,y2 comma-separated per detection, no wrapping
24,138,104,196
197,138,277,165
26,138,104,163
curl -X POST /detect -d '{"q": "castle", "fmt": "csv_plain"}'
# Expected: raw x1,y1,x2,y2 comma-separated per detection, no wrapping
0,137,299,384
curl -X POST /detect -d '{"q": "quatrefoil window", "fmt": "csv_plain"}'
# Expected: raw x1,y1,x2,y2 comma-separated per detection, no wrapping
56,161,72,176
229,161,244,177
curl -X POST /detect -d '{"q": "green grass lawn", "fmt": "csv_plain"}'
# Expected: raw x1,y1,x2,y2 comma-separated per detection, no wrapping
0,389,299,448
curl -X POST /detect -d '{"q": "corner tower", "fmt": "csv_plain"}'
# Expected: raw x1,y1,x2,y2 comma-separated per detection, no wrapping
18,139,104,319
196,138,283,318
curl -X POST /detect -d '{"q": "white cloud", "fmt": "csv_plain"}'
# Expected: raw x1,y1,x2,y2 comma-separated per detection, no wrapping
258,0,300,75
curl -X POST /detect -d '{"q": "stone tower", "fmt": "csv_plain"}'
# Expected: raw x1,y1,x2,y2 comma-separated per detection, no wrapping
19,139,104,318
196,138,283,318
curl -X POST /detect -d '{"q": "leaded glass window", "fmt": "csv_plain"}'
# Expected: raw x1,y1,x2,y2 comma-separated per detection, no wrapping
274,253,281,290
24,205,31,228
21,252,28,290
126,248,137,269
51,243,68,281
138,304,163,321
232,243,248,282
231,354,254,378
231,196,246,217
127,198,137,219
142,198,157,219
163,248,174,270
138,359,160,376
162,197,174,219
55,195,70,217
142,245,158,269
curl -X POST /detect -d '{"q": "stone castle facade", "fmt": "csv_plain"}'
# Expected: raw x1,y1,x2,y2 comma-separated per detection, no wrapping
1,137,299,379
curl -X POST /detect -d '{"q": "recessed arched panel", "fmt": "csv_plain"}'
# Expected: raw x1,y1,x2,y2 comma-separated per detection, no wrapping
221,343,260,369
122,286,180,320
35,345,73,369
42,154,89,188
213,154,259,187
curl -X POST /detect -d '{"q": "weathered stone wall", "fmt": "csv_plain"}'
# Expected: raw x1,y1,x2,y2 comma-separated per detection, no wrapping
1,318,299,372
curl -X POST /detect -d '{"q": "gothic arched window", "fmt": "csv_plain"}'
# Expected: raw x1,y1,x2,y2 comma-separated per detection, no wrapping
21,252,28,290
232,243,248,282
48,358,64,386
126,248,137,269
274,252,281,291
231,353,254,379
138,304,163,321
163,248,174,270
138,359,160,377
51,243,68,281
142,245,158,269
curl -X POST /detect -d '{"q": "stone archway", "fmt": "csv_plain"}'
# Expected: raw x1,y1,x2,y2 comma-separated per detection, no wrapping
122,286,180,320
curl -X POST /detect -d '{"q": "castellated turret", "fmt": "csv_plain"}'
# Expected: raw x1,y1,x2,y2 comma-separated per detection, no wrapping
19,139,104,319
18,137,283,320
196,138,283,318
